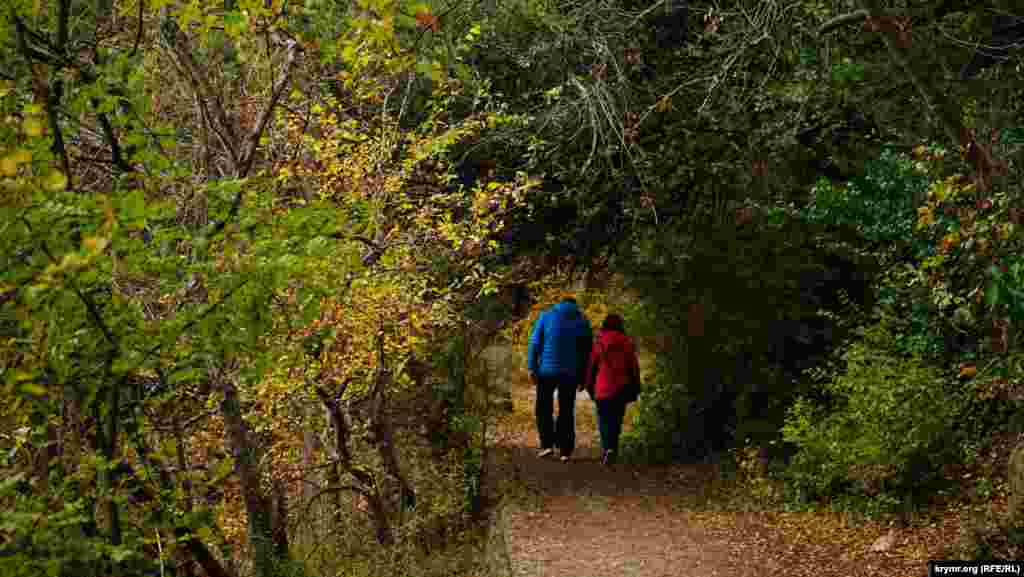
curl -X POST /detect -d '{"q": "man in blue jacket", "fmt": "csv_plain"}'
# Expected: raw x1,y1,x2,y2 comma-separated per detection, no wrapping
528,297,593,462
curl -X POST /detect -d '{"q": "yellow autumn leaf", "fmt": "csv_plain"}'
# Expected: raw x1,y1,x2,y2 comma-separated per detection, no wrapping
83,236,108,253
22,117,44,137
19,381,46,396
1000,223,1013,241
0,155,17,177
916,206,933,230
2,149,32,177
928,180,950,202
44,170,67,192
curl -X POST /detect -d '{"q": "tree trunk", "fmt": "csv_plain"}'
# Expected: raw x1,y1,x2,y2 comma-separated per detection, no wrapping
301,406,318,546
270,477,289,557
218,375,280,577
316,382,394,546
369,370,416,517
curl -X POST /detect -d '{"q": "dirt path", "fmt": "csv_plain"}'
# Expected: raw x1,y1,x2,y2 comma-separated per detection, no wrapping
485,378,946,577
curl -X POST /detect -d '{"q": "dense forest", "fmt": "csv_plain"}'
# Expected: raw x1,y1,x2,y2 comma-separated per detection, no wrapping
1,0,1023,574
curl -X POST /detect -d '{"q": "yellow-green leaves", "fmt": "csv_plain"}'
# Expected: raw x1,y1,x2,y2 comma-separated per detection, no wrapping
224,10,249,38
43,170,66,192
21,116,44,138
0,149,30,177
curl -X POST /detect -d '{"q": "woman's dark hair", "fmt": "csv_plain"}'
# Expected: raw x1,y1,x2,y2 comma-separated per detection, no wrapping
601,313,625,333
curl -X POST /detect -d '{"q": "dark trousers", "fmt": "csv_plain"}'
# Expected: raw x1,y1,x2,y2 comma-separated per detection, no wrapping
596,395,627,453
535,375,577,457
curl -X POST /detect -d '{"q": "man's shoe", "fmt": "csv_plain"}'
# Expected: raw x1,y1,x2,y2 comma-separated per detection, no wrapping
538,448,555,458
602,450,615,466
560,455,570,463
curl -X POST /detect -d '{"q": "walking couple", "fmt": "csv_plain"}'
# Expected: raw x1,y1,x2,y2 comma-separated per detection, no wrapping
527,297,641,466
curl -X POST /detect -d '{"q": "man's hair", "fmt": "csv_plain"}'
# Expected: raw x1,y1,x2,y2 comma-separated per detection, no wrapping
561,297,577,304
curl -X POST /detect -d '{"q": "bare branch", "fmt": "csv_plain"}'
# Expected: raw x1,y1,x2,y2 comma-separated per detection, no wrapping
207,38,302,238
237,39,301,178
129,0,144,57
300,483,368,519
159,13,240,168
818,9,869,36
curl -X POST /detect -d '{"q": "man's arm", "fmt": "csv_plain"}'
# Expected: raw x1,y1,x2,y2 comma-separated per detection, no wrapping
582,340,600,393
576,320,593,384
527,312,545,377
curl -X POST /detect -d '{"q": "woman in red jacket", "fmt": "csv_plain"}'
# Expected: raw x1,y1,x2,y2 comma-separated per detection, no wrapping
582,313,641,466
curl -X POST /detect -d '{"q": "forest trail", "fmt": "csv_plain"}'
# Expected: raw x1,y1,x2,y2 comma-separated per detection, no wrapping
485,373,950,577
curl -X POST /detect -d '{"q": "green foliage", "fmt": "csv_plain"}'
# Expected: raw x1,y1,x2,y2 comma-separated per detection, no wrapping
826,492,902,520
620,378,690,464
830,58,865,85
874,262,949,361
799,149,927,244
782,319,972,508
987,254,1024,328
0,473,155,577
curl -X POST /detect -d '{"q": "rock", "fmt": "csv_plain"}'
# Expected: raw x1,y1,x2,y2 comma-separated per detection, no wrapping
870,529,896,552
1008,441,1024,522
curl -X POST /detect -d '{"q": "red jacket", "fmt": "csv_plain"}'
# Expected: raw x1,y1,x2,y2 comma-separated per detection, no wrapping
586,329,640,401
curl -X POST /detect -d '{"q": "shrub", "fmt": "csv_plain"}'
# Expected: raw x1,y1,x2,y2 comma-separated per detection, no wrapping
799,149,927,244
951,508,1024,561
782,318,973,507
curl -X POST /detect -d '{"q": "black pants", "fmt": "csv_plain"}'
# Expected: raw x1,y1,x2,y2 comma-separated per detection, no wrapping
535,375,577,457
595,394,627,454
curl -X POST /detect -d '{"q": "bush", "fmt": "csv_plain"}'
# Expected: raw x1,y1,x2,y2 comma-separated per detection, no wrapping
0,473,154,577
782,318,974,507
621,221,868,463
951,508,1024,561
800,149,926,244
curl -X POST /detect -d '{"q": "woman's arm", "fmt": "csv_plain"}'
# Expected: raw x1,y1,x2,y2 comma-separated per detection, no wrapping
629,339,641,384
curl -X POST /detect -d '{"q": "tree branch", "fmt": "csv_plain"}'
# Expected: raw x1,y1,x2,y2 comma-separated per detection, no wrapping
210,38,301,238
300,483,368,519
47,71,71,186
159,14,239,168
129,0,144,58
314,377,394,546
130,277,251,380
818,9,868,36
238,37,302,169
127,424,236,577
857,1,963,151
96,109,134,173
368,327,415,514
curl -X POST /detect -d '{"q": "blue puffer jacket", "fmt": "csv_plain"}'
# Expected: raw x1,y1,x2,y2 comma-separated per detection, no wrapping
528,301,593,379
